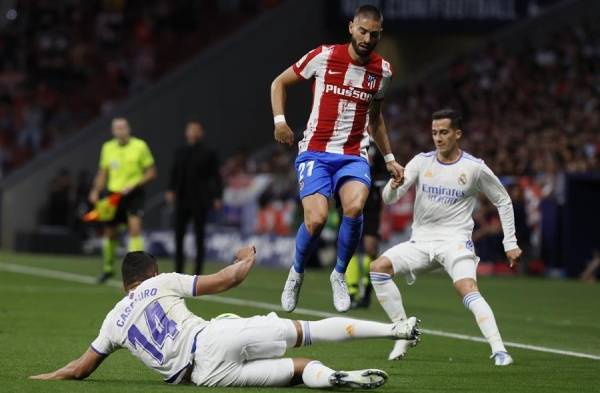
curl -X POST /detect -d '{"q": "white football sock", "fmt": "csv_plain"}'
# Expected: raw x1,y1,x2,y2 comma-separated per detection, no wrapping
302,360,335,388
463,291,506,353
300,318,394,345
370,272,407,322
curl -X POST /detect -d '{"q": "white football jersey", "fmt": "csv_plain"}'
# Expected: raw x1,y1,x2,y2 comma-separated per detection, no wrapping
91,273,207,384
383,151,518,251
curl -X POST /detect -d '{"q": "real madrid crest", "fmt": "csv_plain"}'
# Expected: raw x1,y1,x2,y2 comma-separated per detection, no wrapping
458,173,467,185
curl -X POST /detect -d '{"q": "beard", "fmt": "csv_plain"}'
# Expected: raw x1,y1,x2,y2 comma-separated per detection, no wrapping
351,36,376,57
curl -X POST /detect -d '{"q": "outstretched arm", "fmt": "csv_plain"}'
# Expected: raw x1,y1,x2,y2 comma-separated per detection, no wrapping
194,246,257,296
30,348,107,381
477,164,521,267
271,67,302,146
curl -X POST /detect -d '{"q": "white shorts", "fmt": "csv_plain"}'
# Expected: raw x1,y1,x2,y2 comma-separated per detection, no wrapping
191,312,296,387
381,240,479,284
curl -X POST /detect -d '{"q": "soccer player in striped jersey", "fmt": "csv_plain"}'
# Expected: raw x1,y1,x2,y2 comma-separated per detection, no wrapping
370,109,522,365
30,247,420,389
271,5,403,313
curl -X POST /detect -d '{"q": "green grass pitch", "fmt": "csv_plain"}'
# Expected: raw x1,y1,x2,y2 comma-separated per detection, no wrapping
1,251,599,392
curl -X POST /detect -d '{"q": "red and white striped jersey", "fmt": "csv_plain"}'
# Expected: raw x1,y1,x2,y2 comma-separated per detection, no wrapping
292,44,393,158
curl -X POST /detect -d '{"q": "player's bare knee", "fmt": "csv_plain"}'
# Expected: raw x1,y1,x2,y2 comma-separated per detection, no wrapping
454,278,479,298
370,257,394,275
304,210,327,234
342,202,363,218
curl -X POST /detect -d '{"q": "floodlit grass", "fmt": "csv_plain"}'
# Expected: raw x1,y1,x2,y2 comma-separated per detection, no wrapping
1,251,599,392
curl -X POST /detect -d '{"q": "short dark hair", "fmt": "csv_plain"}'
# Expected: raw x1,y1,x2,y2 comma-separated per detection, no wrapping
432,109,462,130
355,4,383,22
122,251,158,287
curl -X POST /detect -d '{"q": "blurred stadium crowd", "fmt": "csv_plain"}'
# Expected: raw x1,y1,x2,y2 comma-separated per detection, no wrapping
11,2,598,276
0,0,278,177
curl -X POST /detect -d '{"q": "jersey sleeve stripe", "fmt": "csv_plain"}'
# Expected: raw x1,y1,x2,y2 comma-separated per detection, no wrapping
373,59,390,100
192,275,199,296
292,46,323,79
90,345,108,356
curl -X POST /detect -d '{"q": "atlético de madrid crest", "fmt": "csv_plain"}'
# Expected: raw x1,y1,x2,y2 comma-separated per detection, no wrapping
367,74,377,89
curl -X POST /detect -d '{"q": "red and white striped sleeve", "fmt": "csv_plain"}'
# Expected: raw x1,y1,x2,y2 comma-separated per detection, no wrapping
374,59,393,100
292,45,325,80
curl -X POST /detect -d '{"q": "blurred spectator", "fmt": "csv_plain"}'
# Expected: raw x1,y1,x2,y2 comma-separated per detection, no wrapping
17,99,43,152
472,196,504,265
508,183,531,254
256,146,297,235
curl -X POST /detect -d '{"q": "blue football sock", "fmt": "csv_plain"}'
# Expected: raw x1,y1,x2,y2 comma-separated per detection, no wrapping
293,223,322,273
335,215,364,273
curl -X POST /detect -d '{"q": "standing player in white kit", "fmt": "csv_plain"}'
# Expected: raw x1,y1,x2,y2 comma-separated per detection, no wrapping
369,109,522,365
30,247,420,389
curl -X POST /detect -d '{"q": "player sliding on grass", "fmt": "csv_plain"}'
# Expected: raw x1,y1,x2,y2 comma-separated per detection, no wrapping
271,4,403,313
30,247,420,389
370,109,521,366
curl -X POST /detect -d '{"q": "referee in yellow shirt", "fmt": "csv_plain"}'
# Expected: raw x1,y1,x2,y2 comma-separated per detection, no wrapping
89,117,157,283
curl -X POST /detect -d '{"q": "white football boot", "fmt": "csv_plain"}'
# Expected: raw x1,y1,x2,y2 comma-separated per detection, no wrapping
391,316,421,340
281,267,304,312
491,351,514,366
389,317,421,360
330,270,351,312
329,369,388,389
388,339,418,360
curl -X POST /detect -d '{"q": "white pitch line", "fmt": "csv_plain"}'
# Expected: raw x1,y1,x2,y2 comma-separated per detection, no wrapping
1,261,599,361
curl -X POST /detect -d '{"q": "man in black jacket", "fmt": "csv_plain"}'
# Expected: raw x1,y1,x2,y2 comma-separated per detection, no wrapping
166,121,223,274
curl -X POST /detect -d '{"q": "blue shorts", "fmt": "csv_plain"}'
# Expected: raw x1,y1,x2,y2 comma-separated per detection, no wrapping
295,151,371,199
